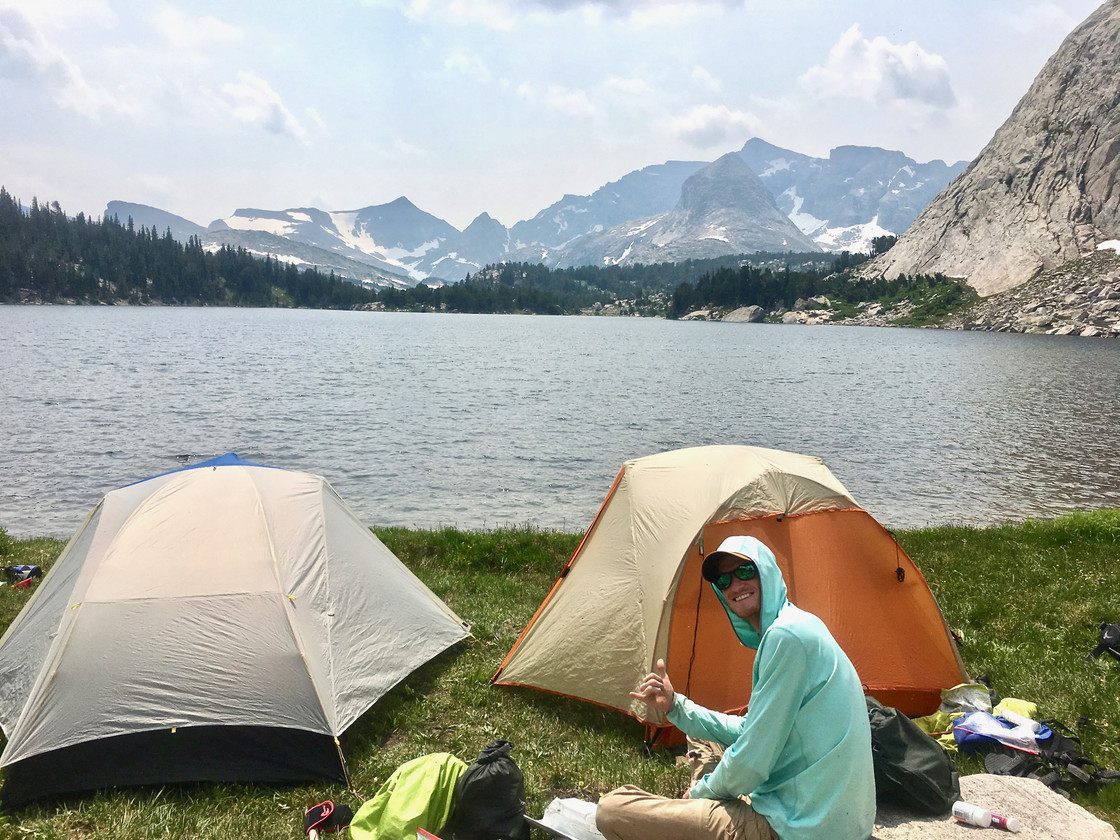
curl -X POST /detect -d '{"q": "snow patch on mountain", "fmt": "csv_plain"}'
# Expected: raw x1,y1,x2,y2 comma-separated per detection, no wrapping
625,217,661,236
814,216,893,253
382,239,442,262
327,211,383,256
782,188,828,237
760,158,794,177
221,215,299,237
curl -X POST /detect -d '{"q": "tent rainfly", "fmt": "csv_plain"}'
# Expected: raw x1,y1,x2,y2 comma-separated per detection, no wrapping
0,454,470,807
493,445,966,740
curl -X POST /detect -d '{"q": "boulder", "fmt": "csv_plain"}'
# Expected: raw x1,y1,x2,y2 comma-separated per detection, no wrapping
873,774,1119,840
1018,314,1053,329
722,305,766,323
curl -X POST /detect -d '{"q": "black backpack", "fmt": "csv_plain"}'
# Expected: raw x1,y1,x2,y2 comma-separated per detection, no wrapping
1085,622,1120,666
866,696,960,815
441,740,530,840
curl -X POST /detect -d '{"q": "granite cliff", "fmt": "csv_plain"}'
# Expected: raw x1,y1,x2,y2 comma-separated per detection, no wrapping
867,0,1120,297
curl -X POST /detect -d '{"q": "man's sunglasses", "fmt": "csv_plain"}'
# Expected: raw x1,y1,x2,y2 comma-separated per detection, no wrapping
715,563,758,591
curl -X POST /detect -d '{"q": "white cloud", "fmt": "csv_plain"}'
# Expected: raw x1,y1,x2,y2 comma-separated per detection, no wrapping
0,8,134,118
444,48,491,81
518,81,597,118
399,0,518,30
998,3,1088,36
800,24,956,109
0,0,116,30
691,64,721,92
394,139,428,157
622,1,726,27
600,74,653,100
668,103,759,147
304,106,329,136
219,71,307,141
153,5,241,50
530,0,736,13
387,0,733,28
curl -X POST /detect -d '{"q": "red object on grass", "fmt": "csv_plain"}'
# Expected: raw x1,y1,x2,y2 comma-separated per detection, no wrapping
13,578,33,590
417,830,440,840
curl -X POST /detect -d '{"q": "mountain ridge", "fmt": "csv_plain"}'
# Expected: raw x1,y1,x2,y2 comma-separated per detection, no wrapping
106,138,966,286
554,153,820,266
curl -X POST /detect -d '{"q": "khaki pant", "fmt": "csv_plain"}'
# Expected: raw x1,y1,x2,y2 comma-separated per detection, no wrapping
595,739,780,840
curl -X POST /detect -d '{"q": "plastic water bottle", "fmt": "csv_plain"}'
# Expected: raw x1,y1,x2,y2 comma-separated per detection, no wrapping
998,708,1042,733
953,800,991,827
990,812,1022,833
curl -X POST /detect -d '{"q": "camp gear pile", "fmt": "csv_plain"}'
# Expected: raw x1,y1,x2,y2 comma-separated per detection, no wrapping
347,741,529,840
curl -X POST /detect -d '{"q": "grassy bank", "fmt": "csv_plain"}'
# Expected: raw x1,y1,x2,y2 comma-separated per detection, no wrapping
1,512,1119,838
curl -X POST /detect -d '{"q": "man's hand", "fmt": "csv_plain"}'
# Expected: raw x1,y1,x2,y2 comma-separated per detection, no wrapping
629,658,676,714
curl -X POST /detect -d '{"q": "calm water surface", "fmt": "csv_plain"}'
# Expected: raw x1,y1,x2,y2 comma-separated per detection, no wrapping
3,306,1120,539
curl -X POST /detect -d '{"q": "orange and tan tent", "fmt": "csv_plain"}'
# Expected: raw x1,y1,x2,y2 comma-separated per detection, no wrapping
493,445,965,739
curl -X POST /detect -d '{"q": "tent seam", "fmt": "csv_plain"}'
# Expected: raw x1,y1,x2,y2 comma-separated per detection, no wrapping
249,470,340,745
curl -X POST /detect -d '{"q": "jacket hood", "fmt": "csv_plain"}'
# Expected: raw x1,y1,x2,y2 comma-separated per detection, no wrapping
709,535,789,649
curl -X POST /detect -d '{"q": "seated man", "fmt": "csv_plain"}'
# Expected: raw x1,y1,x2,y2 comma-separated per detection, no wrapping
596,535,875,840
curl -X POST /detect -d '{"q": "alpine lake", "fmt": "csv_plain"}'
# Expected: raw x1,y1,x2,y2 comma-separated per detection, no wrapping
3,304,1120,540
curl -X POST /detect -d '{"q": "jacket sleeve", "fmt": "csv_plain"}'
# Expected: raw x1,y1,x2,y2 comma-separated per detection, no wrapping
687,627,811,801
667,693,750,748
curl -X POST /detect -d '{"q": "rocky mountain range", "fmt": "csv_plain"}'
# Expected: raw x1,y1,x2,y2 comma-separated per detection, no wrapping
866,0,1120,297
107,138,964,289
551,152,820,265
739,139,967,251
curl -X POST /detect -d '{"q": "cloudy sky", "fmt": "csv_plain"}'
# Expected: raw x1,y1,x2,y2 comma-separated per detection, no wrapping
0,0,1103,230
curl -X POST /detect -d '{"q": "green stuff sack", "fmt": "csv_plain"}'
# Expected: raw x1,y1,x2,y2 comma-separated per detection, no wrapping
866,696,960,815
349,752,467,840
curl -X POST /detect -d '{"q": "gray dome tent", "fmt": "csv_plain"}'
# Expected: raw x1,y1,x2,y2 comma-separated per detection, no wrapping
0,454,470,806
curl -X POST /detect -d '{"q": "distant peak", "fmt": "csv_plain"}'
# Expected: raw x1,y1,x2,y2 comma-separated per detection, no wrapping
696,152,755,178
740,137,782,153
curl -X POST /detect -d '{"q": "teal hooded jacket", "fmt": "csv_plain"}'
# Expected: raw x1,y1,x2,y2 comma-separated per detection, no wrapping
667,535,875,840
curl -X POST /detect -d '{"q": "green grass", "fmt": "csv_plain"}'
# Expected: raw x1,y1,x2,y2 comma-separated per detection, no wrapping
1,513,1119,837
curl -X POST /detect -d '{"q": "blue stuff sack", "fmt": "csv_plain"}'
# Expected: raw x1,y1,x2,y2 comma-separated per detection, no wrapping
952,711,1051,753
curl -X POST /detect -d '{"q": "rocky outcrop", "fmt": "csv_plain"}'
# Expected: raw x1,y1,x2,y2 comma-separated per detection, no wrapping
945,248,1120,336
723,305,766,323
697,249,1120,335
873,774,1118,840
866,0,1120,297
